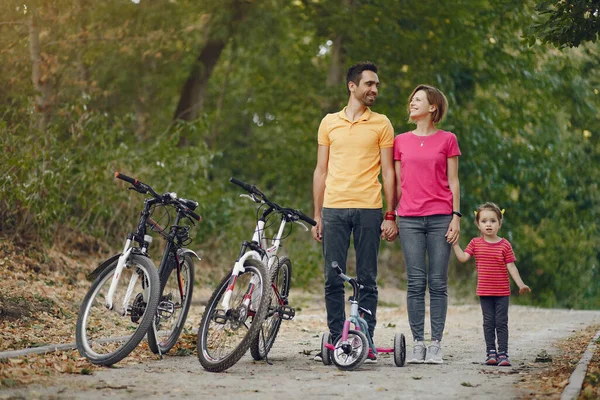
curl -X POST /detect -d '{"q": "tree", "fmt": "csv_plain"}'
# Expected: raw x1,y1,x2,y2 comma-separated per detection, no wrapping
526,0,600,47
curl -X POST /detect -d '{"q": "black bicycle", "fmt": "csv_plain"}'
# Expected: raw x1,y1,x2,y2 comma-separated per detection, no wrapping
75,172,201,365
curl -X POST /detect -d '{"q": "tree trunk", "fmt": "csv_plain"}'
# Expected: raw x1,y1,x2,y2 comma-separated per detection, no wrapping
173,40,226,124
173,1,253,147
323,34,346,113
28,2,52,133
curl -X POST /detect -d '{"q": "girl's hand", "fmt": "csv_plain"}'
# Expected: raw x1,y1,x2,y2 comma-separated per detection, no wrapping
519,285,531,294
445,216,460,245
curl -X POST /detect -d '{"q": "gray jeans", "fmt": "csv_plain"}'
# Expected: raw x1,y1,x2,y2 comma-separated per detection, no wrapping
398,215,452,342
322,208,382,339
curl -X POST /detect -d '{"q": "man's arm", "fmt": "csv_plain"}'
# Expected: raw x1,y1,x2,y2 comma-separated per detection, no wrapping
380,147,398,241
312,145,329,242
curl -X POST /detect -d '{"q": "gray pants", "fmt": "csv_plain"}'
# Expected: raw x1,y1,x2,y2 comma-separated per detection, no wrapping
480,296,510,354
322,208,382,339
398,215,452,342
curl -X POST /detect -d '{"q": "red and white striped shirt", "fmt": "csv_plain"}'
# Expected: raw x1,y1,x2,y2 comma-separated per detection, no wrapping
464,237,516,296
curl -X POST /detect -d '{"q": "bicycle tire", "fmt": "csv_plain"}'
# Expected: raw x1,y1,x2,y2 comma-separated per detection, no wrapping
331,329,369,371
76,254,160,366
197,258,271,372
394,332,406,367
320,332,332,365
249,257,292,360
147,254,195,355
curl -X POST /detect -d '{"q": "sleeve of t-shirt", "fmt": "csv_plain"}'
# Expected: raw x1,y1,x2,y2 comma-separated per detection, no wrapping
393,134,402,161
447,132,461,158
317,117,330,146
379,117,394,148
503,240,517,264
464,238,476,256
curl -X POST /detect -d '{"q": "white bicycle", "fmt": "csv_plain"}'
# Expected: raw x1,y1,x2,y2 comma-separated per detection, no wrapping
197,177,316,372
76,172,201,365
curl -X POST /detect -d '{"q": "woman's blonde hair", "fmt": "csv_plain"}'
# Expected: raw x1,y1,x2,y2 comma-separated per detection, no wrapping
407,84,448,124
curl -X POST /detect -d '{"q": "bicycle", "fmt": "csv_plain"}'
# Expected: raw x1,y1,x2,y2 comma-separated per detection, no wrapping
197,177,316,372
319,261,406,371
76,172,201,366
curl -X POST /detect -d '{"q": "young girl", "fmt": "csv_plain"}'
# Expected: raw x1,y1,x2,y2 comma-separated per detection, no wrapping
452,202,531,366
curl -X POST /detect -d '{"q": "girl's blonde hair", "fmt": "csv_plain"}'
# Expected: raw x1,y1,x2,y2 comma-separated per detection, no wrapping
407,84,448,124
475,202,504,223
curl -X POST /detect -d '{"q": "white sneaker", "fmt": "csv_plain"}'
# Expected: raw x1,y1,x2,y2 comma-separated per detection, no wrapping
407,342,426,364
425,341,443,364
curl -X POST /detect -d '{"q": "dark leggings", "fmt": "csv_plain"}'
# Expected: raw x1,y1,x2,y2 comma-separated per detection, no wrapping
479,296,509,354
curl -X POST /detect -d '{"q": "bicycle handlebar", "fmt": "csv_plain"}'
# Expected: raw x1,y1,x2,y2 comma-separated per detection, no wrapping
115,171,201,222
229,177,316,226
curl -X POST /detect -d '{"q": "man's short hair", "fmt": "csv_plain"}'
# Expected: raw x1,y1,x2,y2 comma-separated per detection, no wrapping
346,61,378,94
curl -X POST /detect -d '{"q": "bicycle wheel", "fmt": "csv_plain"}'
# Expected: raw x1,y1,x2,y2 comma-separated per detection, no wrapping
197,258,271,372
249,257,292,360
147,254,195,355
394,332,406,367
331,329,369,371
320,332,332,365
76,254,160,366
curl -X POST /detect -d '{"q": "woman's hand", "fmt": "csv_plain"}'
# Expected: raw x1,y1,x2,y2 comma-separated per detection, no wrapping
445,215,460,245
381,219,398,242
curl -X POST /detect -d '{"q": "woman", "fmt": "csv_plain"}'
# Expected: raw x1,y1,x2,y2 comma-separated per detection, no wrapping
393,84,461,364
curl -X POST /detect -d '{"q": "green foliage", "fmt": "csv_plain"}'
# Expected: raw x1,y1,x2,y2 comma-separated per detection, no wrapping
1,0,599,307
525,0,600,48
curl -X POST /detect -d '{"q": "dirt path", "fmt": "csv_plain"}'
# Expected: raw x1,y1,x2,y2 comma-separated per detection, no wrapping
2,289,600,400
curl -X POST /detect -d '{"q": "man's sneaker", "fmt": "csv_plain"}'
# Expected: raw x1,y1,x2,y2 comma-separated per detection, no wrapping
407,342,426,364
365,349,378,364
425,341,443,364
313,352,323,362
486,350,498,365
497,353,511,366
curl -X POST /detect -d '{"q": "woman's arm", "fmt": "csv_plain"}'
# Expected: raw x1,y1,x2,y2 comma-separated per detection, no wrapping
394,160,402,211
445,156,460,244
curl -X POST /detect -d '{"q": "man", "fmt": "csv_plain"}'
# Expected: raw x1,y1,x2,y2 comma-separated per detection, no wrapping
312,61,397,363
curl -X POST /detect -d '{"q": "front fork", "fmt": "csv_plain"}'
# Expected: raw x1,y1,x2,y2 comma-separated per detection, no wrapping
105,239,134,312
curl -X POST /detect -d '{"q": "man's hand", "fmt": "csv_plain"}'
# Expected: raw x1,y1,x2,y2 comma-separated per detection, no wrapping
311,218,323,242
380,219,398,242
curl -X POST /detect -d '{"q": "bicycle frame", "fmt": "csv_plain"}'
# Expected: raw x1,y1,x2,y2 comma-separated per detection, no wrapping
326,264,395,356
102,174,201,319
221,206,298,311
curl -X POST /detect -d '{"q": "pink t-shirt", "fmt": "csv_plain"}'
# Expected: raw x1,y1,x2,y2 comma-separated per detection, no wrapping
393,130,461,216
464,237,517,296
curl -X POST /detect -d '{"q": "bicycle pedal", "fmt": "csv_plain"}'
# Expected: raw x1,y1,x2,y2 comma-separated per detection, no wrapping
279,305,295,320
212,309,228,324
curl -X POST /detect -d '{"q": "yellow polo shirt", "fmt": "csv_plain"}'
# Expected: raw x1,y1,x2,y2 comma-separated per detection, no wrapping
318,107,394,209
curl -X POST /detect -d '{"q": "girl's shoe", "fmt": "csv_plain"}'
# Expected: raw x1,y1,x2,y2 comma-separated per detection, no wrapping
485,350,498,365
497,353,511,366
